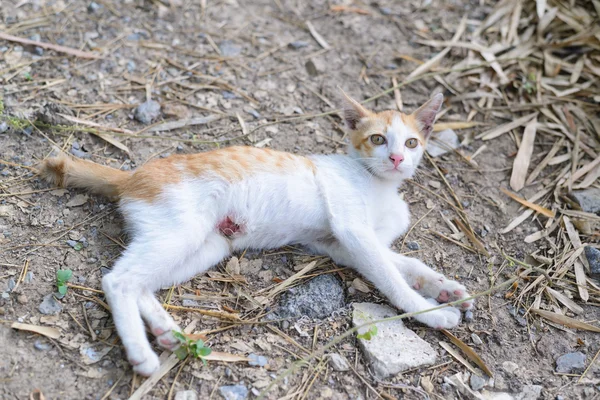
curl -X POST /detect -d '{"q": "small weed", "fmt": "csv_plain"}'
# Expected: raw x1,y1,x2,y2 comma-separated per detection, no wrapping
23,72,33,81
356,325,378,340
172,331,212,364
56,269,73,295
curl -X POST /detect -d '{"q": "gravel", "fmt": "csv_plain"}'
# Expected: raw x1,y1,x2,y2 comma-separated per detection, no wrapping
38,294,63,315
273,274,345,319
219,384,248,400
134,100,161,124
556,352,586,374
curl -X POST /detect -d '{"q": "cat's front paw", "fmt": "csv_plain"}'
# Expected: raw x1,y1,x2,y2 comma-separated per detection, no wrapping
416,306,461,329
417,276,474,311
155,329,182,351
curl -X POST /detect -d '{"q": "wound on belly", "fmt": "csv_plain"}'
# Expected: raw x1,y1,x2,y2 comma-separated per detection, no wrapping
217,216,242,237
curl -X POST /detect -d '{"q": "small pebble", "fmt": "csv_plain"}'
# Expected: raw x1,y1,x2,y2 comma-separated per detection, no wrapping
17,295,28,304
470,374,486,391
328,353,350,371
173,390,198,400
34,339,52,351
7,278,16,292
219,384,248,400
134,100,161,124
471,333,483,345
0,122,8,133
406,241,420,251
87,2,102,13
502,361,519,374
464,310,474,322
556,352,586,374
248,353,268,367
289,41,309,49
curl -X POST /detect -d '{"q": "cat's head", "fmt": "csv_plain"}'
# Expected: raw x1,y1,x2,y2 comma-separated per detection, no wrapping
339,89,443,182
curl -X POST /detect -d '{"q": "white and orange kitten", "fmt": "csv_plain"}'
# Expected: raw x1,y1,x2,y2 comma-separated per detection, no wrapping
39,90,473,376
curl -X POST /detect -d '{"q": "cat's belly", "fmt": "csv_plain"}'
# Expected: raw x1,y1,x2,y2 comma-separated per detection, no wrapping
214,172,329,250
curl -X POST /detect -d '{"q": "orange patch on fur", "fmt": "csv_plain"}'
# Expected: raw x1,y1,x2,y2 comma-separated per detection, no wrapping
401,113,426,142
123,147,314,201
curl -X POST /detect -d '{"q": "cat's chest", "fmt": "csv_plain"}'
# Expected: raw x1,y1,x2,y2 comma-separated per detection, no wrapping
365,186,407,226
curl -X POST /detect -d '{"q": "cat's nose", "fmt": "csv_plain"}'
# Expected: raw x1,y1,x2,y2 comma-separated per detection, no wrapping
389,154,404,168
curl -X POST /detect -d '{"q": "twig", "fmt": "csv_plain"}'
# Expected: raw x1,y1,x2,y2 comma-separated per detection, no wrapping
0,32,101,59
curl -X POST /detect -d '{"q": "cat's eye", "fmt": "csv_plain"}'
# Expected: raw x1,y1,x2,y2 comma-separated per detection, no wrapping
370,135,386,145
405,138,419,149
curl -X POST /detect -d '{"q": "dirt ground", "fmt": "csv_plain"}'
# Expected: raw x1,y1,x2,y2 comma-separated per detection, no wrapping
1,0,599,399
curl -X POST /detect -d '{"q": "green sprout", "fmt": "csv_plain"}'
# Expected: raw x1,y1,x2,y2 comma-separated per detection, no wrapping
356,325,378,341
172,331,212,364
23,72,33,81
56,269,73,295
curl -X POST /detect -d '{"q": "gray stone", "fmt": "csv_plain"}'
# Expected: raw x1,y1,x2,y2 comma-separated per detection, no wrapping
406,241,420,251
182,299,200,307
556,352,586,374
585,246,600,276
572,188,600,215
24,271,34,283
427,129,460,157
471,333,483,345
289,41,309,49
502,361,519,374
470,374,487,391
352,302,437,378
465,310,474,322
174,390,198,400
219,384,248,400
218,40,242,57
0,122,8,133
134,100,161,124
328,353,350,371
248,353,268,367
516,385,543,400
39,294,63,315
34,339,52,351
7,278,15,292
274,274,345,319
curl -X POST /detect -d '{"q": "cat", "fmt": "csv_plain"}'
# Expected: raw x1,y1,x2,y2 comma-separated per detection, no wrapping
38,90,473,376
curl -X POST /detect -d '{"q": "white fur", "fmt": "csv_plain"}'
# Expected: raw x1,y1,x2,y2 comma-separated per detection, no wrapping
101,114,473,376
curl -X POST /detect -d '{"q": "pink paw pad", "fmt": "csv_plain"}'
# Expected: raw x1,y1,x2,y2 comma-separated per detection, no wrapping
453,290,463,297
413,282,421,290
159,337,175,346
437,290,450,302
152,327,166,336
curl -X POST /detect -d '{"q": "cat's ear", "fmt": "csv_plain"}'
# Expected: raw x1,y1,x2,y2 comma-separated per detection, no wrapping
411,93,444,140
338,87,372,130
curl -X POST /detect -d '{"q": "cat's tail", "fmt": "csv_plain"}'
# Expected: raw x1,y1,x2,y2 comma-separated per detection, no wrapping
37,151,130,198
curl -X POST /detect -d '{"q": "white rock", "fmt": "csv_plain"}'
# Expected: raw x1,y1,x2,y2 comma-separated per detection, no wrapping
427,128,460,157
328,353,350,372
352,303,437,378
502,361,519,374
174,390,198,400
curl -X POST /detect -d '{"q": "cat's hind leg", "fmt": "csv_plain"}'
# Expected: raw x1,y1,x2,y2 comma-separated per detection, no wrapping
137,233,232,353
103,232,231,376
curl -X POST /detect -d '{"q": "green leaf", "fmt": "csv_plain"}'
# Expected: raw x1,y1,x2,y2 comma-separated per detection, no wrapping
357,325,378,341
174,346,189,360
73,242,84,251
198,347,212,357
172,331,187,343
58,284,67,295
57,269,73,283
201,357,207,366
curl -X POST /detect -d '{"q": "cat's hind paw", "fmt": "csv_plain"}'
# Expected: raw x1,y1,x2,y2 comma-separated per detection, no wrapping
129,349,160,376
